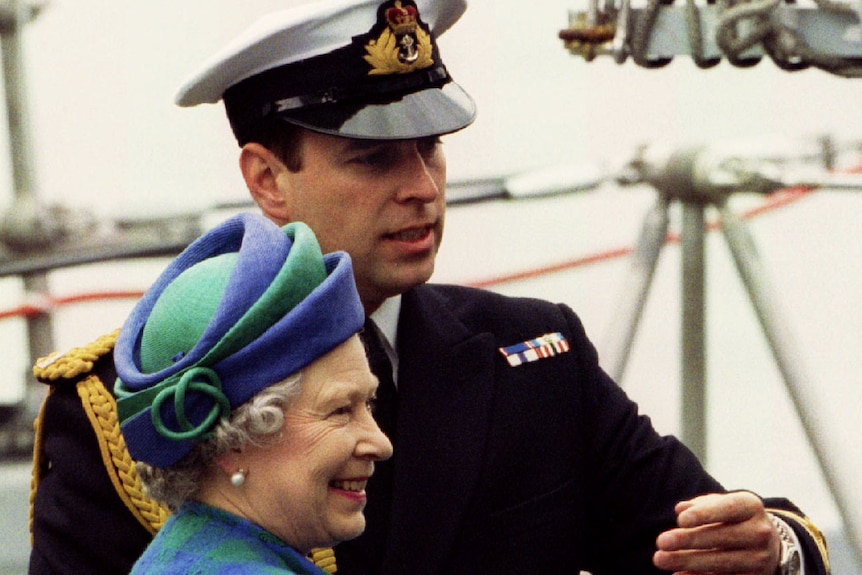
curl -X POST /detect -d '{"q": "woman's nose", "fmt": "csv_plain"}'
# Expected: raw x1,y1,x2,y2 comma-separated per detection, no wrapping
369,421,394,461
357,410,394,461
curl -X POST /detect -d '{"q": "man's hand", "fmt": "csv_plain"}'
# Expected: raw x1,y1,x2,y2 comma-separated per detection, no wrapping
653,491,781,574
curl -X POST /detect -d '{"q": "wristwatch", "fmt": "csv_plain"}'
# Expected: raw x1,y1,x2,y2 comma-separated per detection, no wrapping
770,514,802,575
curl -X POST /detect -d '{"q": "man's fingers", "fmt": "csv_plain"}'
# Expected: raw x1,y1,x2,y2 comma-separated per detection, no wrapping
654,546,775,574
676,492,763,528
657,520,773,552
655,493,780,575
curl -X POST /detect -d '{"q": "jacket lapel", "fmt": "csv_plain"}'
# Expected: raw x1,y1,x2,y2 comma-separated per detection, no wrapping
383,286,496,573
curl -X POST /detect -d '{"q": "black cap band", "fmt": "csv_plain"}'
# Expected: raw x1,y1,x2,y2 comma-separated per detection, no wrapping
223,44,452,144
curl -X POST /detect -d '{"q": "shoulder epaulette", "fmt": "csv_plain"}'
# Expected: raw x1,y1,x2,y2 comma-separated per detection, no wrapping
33,329,120,383
30,329,170,538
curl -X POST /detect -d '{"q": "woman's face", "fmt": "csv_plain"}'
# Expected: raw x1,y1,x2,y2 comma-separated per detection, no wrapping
225,334,393,553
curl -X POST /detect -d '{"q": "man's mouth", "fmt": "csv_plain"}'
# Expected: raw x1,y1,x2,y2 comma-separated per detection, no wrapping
385,226,432,242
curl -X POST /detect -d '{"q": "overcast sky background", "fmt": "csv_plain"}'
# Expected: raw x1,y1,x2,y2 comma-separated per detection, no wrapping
0,0,860,565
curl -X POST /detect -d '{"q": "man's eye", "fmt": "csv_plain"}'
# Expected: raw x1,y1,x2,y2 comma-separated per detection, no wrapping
366,398,377,414
355,151,388,167
418,137,441,156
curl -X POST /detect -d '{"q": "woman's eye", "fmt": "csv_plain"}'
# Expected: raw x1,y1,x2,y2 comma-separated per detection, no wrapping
330,397,375,419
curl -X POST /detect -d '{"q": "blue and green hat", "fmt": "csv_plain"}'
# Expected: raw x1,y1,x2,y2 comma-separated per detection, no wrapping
114,213,364,468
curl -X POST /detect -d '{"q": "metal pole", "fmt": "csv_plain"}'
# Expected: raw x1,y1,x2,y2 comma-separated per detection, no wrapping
601,195,670,382
606,143,862,562
681,203,707,462
1,0,54,399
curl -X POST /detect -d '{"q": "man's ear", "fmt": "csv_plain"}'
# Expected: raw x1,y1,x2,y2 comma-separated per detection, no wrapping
240,143,292,223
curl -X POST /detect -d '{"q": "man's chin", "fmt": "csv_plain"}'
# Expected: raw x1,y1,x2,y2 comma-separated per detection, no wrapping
357,259,436,305
399,264,435,291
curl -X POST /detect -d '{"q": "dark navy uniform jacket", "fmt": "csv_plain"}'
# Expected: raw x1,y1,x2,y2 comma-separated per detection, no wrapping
29,284,830,575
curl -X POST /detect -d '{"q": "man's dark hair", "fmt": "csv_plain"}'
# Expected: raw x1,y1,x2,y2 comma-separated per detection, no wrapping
245,120,304,172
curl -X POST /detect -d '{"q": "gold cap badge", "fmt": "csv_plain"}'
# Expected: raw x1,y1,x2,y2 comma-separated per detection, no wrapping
365,0,435,75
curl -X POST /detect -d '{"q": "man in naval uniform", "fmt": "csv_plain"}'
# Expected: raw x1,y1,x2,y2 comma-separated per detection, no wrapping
29,1,827,574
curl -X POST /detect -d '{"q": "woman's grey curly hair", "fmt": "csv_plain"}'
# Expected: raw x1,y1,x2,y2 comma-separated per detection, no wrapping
136,372,302,511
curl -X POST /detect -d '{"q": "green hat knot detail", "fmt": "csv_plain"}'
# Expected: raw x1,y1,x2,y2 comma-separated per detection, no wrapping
151,367,231,442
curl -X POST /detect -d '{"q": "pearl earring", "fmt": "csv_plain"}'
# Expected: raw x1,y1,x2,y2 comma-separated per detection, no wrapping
230,469,246,488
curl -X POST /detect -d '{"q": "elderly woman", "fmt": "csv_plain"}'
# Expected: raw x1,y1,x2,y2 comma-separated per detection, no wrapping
113,213,393,574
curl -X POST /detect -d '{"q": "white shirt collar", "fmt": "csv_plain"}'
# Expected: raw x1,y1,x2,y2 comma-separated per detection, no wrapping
368,295,401,383
369,295,400,350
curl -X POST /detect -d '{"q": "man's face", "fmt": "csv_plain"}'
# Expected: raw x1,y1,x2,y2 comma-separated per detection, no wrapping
273,130,447,313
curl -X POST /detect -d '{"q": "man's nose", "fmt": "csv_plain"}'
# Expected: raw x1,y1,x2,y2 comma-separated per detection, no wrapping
394,147,443,204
